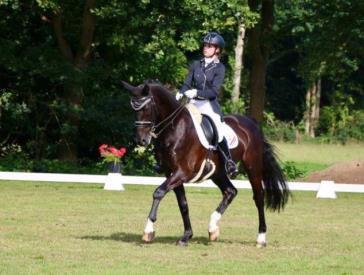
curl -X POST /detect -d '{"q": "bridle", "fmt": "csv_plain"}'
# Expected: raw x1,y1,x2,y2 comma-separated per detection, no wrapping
130,96,155,129
130,95,185,139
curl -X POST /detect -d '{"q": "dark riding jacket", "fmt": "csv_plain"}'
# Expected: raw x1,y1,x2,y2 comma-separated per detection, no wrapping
180,59,225,114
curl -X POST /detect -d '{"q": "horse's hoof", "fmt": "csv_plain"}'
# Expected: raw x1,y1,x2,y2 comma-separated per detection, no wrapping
256,241,267,248
176,240,188,246
208,227,220,241
142,231,155,243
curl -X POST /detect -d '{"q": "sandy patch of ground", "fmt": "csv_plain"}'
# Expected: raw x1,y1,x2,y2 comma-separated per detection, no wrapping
302,160,364,184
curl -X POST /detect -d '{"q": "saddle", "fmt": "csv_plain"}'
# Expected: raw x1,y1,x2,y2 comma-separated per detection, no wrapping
185,103,239,183
186,104,238,150
200,115,219,147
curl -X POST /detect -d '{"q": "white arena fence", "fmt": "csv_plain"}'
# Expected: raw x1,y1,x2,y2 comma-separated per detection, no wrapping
0,171,363,198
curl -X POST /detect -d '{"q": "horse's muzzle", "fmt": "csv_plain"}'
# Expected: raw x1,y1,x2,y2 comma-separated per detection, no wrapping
135,135,152,146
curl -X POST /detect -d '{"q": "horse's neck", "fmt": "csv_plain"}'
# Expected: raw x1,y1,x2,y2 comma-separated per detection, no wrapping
154,93,180,122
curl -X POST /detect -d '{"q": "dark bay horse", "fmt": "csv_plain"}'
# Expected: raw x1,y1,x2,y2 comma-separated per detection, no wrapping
122,81,290,247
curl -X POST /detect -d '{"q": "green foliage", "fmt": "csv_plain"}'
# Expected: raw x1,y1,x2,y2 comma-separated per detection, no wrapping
263,112,301,142
318,108,364,144
0,141,102,173
221,98,246,115
269,0,364,125
122,146,157,176
281,161,305,180
0,0,364,173
316,91,364,143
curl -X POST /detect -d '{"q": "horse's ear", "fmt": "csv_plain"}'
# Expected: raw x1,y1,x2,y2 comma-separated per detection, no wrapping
121,81,137,95
141,84,150,96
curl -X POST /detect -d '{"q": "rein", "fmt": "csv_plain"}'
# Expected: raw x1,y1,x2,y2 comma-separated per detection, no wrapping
130,95,186,139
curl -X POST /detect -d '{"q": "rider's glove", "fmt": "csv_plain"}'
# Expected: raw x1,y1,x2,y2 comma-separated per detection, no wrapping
175,92,183,101
185,89,197,99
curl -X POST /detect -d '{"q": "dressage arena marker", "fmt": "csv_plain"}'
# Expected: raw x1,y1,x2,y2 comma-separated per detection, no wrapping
104,173,124,191
0,172,364,197
316,180,337,199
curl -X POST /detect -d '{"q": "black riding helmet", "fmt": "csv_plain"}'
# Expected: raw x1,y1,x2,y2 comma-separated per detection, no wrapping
202,32,225,49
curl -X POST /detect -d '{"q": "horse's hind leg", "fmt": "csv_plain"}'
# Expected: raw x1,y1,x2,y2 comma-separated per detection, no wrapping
209,172,238,241
247,170,267,248
174,185,193,246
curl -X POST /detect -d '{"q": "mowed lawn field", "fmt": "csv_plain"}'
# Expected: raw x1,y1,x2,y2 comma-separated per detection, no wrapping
273,142,364,175
1,181,363,274
274,142,364,164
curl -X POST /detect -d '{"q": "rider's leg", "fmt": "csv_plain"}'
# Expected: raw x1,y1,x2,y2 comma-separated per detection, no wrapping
192,100,238,177
208,113,238,178
218,137,238,178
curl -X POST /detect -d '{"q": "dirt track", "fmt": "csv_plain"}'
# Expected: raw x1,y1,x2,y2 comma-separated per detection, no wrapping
302,160,364,184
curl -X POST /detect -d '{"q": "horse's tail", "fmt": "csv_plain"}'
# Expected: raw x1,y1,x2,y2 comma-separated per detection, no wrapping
262,138,290,212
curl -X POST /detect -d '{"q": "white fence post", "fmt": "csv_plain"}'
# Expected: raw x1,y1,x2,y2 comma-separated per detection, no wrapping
104,173,124,191
316,180,337,199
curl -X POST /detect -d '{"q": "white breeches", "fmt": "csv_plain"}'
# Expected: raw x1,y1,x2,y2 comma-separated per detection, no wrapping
191,99,224,142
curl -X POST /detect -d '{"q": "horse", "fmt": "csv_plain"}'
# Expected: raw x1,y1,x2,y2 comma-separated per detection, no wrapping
122,80,290,247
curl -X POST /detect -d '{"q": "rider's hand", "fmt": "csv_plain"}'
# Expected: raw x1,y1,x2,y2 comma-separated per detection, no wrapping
175,92,183,101
185,89,197,99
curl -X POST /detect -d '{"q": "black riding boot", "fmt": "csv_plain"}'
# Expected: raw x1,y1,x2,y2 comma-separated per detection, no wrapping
218,138,238,178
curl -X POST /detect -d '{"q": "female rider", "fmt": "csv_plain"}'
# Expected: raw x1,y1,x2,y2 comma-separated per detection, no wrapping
175,32,238,177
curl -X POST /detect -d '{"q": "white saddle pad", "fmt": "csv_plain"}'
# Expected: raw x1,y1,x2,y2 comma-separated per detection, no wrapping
185,104,239,150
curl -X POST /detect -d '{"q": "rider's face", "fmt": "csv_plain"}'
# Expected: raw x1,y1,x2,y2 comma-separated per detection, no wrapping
203,43,218,58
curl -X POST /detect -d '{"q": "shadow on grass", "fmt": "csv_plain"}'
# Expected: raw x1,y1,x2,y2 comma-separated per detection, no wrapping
80,232,256,246
80,232,209,245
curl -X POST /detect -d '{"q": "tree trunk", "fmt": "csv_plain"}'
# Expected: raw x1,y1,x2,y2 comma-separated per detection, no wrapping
311,78,321,137
309,83,317,137
248,0,274,122
232,22,246,103
304,78,321,137
304,85,312,135
51,0,96,161
249,51,266,121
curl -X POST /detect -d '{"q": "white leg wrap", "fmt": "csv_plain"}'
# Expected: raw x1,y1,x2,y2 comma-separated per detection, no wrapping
208,211,221,232
257,233,266,244
144,218,154,233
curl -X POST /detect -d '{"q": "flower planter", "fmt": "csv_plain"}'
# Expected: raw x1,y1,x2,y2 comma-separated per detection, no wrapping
108,162,121,173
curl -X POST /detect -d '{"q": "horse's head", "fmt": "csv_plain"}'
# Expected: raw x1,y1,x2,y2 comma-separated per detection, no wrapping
122,81,157,146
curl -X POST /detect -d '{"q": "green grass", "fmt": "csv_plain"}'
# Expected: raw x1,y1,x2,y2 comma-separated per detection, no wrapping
274,142,364,164
1,181,363,274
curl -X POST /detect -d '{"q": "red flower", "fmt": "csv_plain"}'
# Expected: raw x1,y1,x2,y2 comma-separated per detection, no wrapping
119,147,126,157
99,144,127,163
99,144,108,154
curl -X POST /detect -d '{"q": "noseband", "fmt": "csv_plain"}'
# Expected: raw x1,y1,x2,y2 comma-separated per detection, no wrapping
130,95,185,139
130,96,156,129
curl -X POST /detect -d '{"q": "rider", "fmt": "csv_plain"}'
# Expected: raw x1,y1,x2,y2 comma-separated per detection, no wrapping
176,32,238,177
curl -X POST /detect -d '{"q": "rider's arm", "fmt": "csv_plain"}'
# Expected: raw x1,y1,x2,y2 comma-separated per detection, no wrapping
179,61,197,94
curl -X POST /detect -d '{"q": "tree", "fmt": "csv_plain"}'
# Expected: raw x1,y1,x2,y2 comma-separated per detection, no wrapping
48,0,97,160
232,22,246,103
247,0,274,122
294,0,364,136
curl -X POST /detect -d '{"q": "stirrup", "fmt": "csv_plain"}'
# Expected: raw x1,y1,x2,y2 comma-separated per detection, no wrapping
226,160,238,178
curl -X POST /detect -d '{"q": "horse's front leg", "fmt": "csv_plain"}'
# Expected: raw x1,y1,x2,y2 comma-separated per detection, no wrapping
174,185,193,246
142,174,183,243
